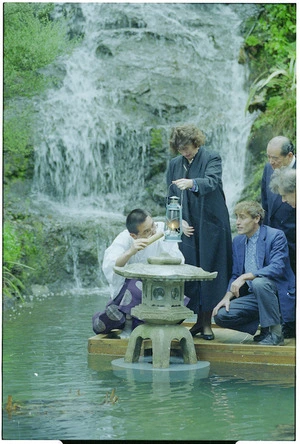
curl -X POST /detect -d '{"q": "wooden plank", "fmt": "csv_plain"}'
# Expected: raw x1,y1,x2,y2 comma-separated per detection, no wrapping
87,325,295,367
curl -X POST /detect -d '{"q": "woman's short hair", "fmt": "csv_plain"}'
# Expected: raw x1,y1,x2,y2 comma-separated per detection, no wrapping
234,201,265,224
169,124,206,153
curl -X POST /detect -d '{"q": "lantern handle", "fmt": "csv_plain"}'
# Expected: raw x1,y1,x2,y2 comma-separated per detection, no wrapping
166,183,184,206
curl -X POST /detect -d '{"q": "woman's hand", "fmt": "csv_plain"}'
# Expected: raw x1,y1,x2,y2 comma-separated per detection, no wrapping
182,220,194,237
172,178,193,190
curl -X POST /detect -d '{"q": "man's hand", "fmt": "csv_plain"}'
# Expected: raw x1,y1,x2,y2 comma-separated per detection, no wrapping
130,238,149,254
182,220,195,237
172,178,193,190
212,292,233,316
230,273,255,297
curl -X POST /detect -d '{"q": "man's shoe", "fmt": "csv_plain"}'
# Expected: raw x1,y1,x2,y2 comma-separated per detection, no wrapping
253,327,269,342
258,332,284,346
282,322,296,339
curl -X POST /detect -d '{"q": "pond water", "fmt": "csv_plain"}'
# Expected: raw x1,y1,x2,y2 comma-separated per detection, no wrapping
2,290,295,441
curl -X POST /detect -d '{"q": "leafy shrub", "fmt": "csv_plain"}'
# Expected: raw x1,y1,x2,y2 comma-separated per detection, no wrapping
3,222,25,300
3,222,21,264
245,4,296,142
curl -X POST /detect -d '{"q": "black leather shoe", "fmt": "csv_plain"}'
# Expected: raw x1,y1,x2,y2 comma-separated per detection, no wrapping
189,325,203,337
282,322,296,339
201,332,215,340
253,327,269,342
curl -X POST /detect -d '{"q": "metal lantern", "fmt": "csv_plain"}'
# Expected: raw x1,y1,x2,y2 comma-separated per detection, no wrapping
164,195,182,242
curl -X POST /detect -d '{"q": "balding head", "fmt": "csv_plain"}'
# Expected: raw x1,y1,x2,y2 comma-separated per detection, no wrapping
267,136,294,169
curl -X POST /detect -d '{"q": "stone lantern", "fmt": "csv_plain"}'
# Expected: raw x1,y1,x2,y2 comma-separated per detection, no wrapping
113,254,217,369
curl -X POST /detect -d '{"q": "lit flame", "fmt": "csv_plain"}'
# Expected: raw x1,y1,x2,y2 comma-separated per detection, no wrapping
168,220,180,230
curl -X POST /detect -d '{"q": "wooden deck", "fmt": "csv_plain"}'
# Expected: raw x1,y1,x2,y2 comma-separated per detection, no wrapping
88,323,295,367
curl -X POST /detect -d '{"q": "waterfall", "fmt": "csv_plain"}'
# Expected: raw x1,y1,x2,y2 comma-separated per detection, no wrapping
32,3,257,219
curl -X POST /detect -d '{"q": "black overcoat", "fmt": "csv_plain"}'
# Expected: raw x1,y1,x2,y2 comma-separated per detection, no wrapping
261,162,296,274
166,147,232,312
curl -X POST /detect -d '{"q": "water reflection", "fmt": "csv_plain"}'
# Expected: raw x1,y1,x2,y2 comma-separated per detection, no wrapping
2,291,295,441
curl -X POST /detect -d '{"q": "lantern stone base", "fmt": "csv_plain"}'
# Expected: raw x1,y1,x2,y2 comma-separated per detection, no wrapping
112,356,210,382
124,323,197,368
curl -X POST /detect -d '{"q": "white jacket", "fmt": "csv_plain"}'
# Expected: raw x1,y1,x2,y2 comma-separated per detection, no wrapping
102,221,184,298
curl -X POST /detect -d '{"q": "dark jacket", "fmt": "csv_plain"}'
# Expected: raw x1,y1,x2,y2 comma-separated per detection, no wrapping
166,147,232,311
261,162,296,273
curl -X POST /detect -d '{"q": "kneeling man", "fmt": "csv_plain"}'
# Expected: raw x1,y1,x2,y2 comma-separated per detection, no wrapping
92,209,184,336
213,201,295,346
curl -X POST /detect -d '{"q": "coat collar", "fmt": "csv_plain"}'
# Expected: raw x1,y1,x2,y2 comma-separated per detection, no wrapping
237,225,267,269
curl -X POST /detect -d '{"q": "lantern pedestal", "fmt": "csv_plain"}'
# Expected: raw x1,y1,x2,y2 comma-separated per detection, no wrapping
113,258,217,370
124,323,197,368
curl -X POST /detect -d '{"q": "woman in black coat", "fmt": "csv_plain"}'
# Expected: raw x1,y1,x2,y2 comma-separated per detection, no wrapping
166,124,232,339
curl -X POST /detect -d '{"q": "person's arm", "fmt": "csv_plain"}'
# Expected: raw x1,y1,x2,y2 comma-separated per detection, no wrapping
229,273,255,297
255,229,290,279
171,154,222,195
115,231,164,267
171,178,194,190
192,153,222,195
115,238,148,267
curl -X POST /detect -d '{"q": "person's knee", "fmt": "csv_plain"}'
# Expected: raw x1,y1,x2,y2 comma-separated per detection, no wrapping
214,308,229,326
92,316,106,334
252,277,275,293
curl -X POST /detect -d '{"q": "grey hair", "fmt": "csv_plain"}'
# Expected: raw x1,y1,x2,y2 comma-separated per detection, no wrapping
270,167,296,194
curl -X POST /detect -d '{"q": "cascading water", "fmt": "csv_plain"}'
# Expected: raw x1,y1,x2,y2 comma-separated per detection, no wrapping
32,3,257,218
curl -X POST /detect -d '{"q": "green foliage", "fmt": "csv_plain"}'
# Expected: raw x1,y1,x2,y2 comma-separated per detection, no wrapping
4,3,74,98
258,4,296,62
146,128,167,178
3,266,25,301
3,222,30,300
150,128,163,150
3,219,48,299
3,222,22,264
245,35,261,47
245,4,296,67
3,3,80,297
242,161,265,202
245,4,296,143
3,3,79,181
3,106,35,180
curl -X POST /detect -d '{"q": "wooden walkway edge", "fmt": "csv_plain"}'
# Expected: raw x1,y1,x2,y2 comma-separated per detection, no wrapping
88,323,295,367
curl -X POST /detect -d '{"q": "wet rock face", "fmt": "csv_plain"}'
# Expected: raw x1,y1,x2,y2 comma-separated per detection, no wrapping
6,4,259,293
33,3,255,216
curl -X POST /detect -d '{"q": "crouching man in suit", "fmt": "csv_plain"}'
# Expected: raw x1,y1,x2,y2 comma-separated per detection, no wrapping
213,201,295,346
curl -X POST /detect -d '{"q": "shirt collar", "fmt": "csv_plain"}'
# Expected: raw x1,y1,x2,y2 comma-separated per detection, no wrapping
288,156,296,168
245,226,260,244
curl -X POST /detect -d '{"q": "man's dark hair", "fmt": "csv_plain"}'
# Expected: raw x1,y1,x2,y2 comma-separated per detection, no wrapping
126,209,150,234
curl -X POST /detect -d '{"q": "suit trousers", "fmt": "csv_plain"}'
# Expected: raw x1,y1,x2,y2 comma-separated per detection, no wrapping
214,277,281,335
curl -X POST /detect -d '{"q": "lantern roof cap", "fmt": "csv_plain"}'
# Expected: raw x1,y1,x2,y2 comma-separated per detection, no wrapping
114,262,218,281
